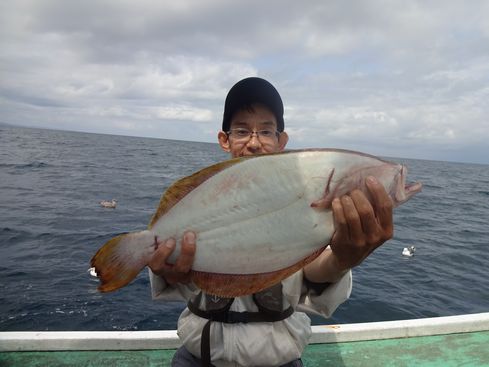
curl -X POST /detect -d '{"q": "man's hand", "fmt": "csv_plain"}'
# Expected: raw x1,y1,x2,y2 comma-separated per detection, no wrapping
148,231,197,285
304,176,393,284
330,176,393,270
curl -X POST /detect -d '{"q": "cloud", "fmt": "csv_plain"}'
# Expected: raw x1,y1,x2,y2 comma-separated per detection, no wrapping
1,0,488,163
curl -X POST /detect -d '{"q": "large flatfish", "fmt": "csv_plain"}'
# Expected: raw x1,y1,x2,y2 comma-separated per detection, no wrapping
91,149,422,297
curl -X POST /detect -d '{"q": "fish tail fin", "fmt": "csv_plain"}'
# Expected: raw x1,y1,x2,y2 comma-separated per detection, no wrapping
90,230,155,292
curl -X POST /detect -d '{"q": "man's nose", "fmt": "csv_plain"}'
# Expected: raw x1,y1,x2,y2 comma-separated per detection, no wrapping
246,133,262,150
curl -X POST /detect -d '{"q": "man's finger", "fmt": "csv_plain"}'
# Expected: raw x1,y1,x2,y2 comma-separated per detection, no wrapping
366,176,393,236
173,231,196,273
148,238,176,273
350,189,380,244
331,198,347,243
340,195,364,246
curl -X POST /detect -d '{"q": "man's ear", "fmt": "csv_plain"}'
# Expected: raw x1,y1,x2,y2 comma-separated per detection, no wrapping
218,131,231,152
278,131,289,151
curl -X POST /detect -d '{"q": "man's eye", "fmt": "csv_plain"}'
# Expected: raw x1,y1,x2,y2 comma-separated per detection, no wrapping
259,130,274,137
236,129,250,136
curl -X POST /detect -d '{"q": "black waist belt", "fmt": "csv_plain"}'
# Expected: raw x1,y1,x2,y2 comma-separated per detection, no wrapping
187,298,294,367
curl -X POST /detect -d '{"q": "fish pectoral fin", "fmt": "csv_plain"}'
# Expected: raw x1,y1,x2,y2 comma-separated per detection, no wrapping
310,168,335,209
90,230,155,292
310,197,331,209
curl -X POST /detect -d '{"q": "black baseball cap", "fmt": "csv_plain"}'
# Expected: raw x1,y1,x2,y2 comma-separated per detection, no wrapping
222,77,285,132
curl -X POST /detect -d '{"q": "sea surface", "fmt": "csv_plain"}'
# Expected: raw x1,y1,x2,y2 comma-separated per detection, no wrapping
1,125,488,331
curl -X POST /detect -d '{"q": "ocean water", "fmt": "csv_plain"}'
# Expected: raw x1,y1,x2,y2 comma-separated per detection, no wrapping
0,125,488,331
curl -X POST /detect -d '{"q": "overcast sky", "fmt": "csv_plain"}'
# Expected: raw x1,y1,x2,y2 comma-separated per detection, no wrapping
1,1,488,164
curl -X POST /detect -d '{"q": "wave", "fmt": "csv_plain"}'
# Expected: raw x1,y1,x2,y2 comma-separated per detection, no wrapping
0,161,49,169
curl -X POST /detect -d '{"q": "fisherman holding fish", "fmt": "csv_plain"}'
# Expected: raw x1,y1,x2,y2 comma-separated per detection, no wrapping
147,77,397,367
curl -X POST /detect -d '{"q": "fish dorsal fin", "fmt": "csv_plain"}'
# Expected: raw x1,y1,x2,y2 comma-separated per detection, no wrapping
149,156,250,228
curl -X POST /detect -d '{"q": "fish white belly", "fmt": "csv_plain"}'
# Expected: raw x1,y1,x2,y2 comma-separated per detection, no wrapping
151,152,340,274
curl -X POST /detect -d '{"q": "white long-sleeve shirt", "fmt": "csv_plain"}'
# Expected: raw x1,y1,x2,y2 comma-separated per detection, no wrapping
150,267,352,367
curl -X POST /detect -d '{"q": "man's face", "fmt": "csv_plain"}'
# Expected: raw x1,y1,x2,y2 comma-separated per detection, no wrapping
218,103,289,158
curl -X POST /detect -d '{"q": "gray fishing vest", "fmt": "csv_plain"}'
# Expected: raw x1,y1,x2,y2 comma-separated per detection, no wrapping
187,282,294,367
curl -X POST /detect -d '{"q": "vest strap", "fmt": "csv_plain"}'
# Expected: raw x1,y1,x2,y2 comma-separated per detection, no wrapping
201,320,214,367
188,300,293,323
187,292,294,367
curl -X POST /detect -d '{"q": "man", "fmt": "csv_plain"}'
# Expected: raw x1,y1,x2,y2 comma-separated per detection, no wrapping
148,77,393,366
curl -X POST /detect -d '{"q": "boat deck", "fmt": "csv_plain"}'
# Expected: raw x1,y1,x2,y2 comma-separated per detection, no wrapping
2,313,488,366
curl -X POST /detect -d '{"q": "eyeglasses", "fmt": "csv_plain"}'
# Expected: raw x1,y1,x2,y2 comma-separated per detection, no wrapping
226,128,280,143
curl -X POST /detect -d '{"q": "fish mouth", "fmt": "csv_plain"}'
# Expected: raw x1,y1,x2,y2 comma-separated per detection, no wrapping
405,181,423,196
394,166,422,206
